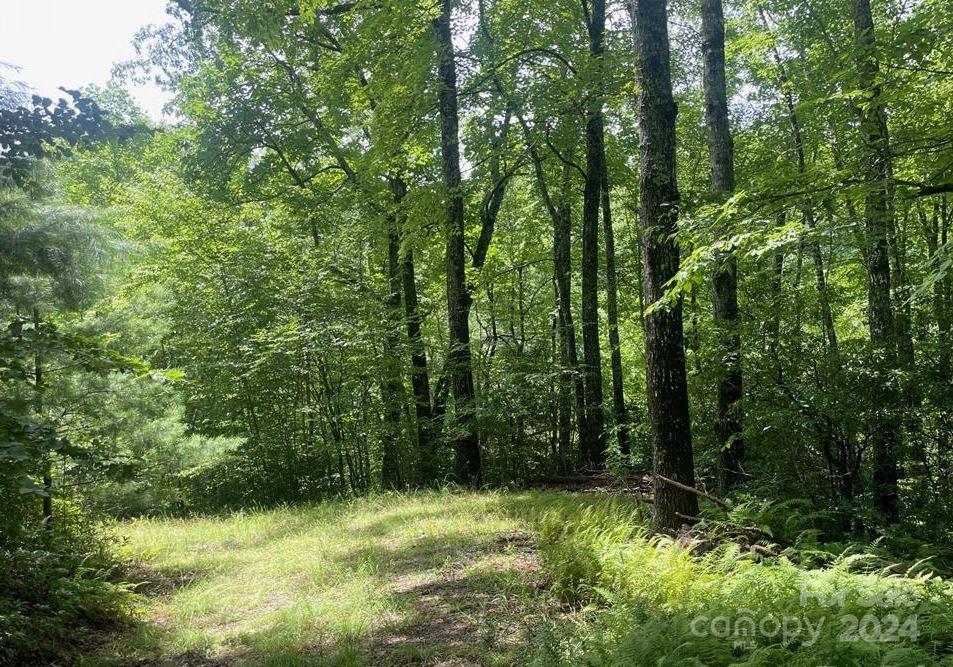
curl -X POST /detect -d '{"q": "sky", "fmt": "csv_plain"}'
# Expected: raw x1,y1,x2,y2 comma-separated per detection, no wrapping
0,0,174,120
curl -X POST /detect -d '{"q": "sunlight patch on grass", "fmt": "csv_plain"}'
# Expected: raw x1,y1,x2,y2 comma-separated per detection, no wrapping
94,491,552,665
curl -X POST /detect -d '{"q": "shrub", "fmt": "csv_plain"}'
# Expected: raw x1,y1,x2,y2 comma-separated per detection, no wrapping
0,503,135,664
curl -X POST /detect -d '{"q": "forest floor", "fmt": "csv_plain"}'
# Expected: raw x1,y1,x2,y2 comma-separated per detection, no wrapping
69,488,953,665
84,491,570,666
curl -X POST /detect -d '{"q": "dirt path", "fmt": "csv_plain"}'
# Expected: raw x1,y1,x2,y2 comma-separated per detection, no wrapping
372,531,543,665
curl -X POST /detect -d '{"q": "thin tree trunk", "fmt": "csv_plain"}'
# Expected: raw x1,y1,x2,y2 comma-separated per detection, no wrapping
553,302,573,472
555,180,588,459
434,0,481,485
759,6,839,353
702,0,745,490
851,0,900,522
808,215,838,352
580,0,608,469
935,199,951,382
519,116,589,463
766,212,786,368
630,0,700,531
602,177,630,458
390,178,436,484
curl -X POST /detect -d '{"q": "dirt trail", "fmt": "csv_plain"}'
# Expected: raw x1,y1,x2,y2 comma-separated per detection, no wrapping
372,531,543,666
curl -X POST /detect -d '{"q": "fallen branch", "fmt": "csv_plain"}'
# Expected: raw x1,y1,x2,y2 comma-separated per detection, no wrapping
655,474,729,509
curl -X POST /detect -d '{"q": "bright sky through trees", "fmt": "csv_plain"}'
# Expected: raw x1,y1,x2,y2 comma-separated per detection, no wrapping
0,0,171,120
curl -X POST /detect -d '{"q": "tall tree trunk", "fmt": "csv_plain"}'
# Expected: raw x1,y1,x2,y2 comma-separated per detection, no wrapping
556,186,589,460
602,176,630,458
580,0,608,469
807,213,839,352
630,0,699,531
702,0,744,490
434,0,481,485
766,212,786,368
552,158,588,464
518,111,588,466
851,0,900,522
932,199,951,383
390,178,437,484
553,306,574,472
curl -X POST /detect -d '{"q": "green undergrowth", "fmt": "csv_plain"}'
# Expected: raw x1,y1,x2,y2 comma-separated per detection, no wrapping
21,490,953,665
530,500,953,666
0,504,136,665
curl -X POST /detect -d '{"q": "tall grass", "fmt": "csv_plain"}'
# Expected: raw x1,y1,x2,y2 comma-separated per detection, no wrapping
91,491,543,665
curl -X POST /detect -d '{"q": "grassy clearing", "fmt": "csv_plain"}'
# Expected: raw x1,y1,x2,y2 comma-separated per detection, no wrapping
80,491,953,666
85,491,564,666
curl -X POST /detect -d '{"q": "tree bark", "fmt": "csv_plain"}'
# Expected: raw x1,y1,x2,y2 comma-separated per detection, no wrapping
580,0,608,470
766,212,785,367
556,171,589,459
758,7,839,353
434,0,481,485
602,176,630,458
519,114,588,466
629,0,700,531
389,178,437,484
851,0,900,522
932,199,951,382
702,0,744,490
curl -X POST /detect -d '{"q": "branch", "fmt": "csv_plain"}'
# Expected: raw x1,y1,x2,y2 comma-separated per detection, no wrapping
655,474,729,509
895,178,953,198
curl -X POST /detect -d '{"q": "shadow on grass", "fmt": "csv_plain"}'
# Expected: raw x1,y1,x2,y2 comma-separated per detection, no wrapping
84,491,585,666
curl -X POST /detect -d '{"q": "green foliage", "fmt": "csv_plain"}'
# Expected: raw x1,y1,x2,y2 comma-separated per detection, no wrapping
0,505,135,665
3,0,953,660
532,502,953,665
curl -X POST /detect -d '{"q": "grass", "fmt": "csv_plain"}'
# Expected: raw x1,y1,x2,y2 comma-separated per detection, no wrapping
84,490,565,666
79,490,953,666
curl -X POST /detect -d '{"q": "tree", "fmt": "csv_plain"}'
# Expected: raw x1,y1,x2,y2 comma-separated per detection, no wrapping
850,0,900,522
434,0,482,484
701,0,745,489
629,0,699,530
579,0,608,470
701,0,744,489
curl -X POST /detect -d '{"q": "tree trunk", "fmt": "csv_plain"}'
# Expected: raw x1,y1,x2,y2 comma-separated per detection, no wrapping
851,0,900,522
602,177,630,458
434,0,481,485
390,178,437,484
934,199,951,382
518,112,588,467
702,0,744,490
766,212,786,368
553,168,588,460
629,0,700,531
580,0,608,470
759,7,839,354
